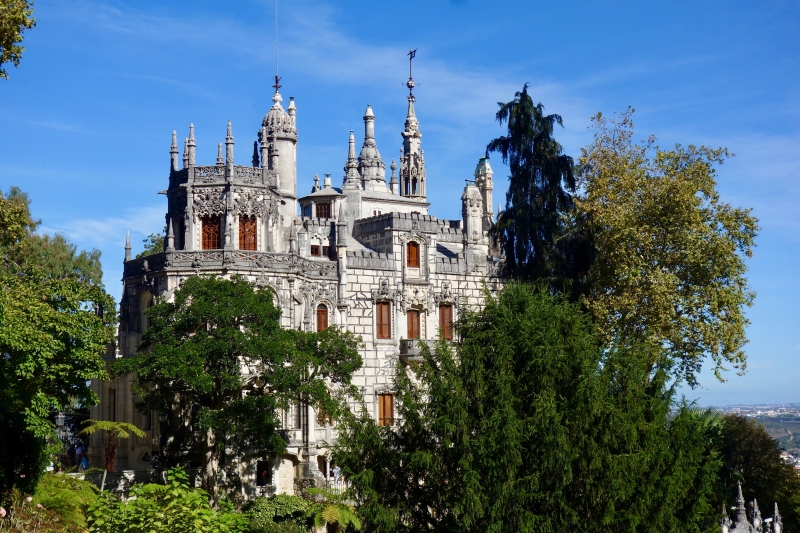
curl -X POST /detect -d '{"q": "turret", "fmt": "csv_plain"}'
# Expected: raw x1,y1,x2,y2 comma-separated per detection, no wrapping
358,105,387,191
188,124,196,166
475,156,493,221
263,91,298,202
400,89,426,199
342,131,360,190
462,183,484,244
389,159,398,194
182,138,188,169
216,143,224,165
225,121,234,164
124,231,131,262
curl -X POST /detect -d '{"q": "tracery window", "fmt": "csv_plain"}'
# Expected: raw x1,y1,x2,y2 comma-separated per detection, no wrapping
201,216,221,249
176,219,185,250
378,394,394,426
311,245,321,256
316,203,331,218
316,304,329,332
239,215,257,251
376,301,391,339
406,241,420,268
439,304,453,341
407,309,421,339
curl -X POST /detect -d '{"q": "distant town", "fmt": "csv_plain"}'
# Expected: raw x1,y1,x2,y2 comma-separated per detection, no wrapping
716,403,800,468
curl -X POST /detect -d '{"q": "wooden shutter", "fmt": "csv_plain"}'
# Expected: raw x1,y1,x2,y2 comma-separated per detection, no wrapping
377,302,391,339
201,216,221,249
316,203,331,218
439,304,453,340
407,309,420,339
378,394,394,426
407,242,419,267
239,215,257,251
316,305,328,332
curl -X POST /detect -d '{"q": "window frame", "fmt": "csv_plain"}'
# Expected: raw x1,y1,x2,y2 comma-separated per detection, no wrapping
377,393,394,427
238,214,257,251
316,304,329,332
201,215,222,250
439,304,454,341
406,241,420,268
407,308,421,339
310,245,321,256
316,203,331,218
376,301,392,339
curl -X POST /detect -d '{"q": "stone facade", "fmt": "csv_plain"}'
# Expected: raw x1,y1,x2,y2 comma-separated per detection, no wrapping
89,79,503,499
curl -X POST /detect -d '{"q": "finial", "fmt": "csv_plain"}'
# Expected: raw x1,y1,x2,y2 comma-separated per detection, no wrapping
189,123,195,141
170,131,179,172
166,219,175,252
217,143,224,165
182,138,189,169
406,49,417,99
312,174,320,192
323,173,332,188
124,231,131,262
187,124,196,166
252,141,259,167
225,121,234,164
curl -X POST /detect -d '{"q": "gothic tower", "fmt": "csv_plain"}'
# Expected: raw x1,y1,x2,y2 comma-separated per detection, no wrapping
262,91,298,249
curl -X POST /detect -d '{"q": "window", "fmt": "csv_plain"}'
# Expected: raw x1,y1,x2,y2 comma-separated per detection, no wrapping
316,304,328,332
310,245,321,256
322,245,329,257
176,219,185,250
303,205,312,217
316,203,331,218
376,302,391,339
439,304,453,341
407,309,421,339
406,241,420,267
201,216,221,249
256,461,272,486
378,394,394,426
239,215,257,251
318,405,333,427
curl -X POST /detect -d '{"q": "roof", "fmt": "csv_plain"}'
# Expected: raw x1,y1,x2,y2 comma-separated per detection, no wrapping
298,187,345,202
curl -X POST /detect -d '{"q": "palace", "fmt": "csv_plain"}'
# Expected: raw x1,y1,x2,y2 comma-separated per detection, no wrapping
89,70,503,498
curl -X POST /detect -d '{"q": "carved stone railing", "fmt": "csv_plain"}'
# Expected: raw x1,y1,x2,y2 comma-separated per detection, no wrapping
193,165,225,183
124,251,338,280
398,339,437,363
190,165,278,188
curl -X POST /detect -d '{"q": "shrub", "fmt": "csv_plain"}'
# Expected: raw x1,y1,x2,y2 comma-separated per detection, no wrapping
33,471,99,528
0,489,84,532
245,494,309,531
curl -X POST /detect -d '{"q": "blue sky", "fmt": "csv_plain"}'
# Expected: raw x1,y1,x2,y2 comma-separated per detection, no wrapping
1,0,798,406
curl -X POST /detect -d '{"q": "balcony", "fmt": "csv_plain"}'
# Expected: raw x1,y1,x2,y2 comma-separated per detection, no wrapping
398,339,436,363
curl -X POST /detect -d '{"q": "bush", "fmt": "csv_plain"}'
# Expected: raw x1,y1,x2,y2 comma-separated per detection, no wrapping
33,471,99,529
0,489,84,532
245,494,309,531
87,468,247,533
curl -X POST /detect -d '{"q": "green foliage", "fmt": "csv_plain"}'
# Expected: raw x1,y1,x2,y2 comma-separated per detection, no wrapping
87,468,247,533
114,276,362,501
0,0,35,79
245,494,309,530
576,109,758,386
0,187,115,503
334,284,719,533
710,415,800,532
136,228,165,259
487,85,592,292
0,488,84,532
33,471,99,528
249,521,306,533
306,488,361,532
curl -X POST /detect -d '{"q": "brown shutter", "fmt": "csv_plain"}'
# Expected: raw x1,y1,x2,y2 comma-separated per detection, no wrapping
377,302,391,339
407,310,420,339
316,305,328,332
407,242,420,267
439,304,453,340
202,216,221,249
239,215,257,251
378,394,394,426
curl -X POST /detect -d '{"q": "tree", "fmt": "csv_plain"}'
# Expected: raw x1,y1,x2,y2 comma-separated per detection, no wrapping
114,275,362,504
136,227,165,259
0,0,35,79
575,109,758,386
709,415,800,532
333,284,719,533
307,488,361,533
487,84,592,292
79,421,146,491
0,188,115,502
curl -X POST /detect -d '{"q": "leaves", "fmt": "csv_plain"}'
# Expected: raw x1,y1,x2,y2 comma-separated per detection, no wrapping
0,0,35,79
576,109,758,385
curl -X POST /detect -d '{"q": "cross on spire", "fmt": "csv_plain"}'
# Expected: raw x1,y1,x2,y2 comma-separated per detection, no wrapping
272,74,282,94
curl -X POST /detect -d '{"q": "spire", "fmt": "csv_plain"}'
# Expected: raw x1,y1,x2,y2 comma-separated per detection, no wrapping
166,219,175,252
312,174,321,192
188,124,196,166
252,141,259,167
225,121,234,164
389,158,398,194
358,105,386,188
170,131,179,172
342,130,360,189
182,138,189,169
217,142,224,165
124,231,131,262
735,482,748,523
259,126,269,168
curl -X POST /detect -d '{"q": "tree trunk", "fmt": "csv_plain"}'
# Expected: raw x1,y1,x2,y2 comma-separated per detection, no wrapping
100,469,107,492
202,428,220,507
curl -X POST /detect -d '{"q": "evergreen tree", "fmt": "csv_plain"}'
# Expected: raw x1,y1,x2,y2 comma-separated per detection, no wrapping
333,284,719,533
487,85,592,291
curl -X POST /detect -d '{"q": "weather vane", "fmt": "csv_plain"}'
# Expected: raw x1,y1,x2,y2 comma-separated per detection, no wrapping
406,48,417,99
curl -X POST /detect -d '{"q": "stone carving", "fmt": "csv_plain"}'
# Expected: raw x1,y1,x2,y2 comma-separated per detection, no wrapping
403,283,429,311
300,281,338,309
194,166,225,183
433,281,458,307
193,188,226,217
371,277,399,303
233,189,264,217
233,166,262,184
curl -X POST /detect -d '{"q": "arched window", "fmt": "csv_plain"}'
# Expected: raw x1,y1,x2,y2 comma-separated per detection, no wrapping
316,203,331,218
201,216,221,249
316,304,329,332
407,309,421,339
406,241,420,268
239,215,257,251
